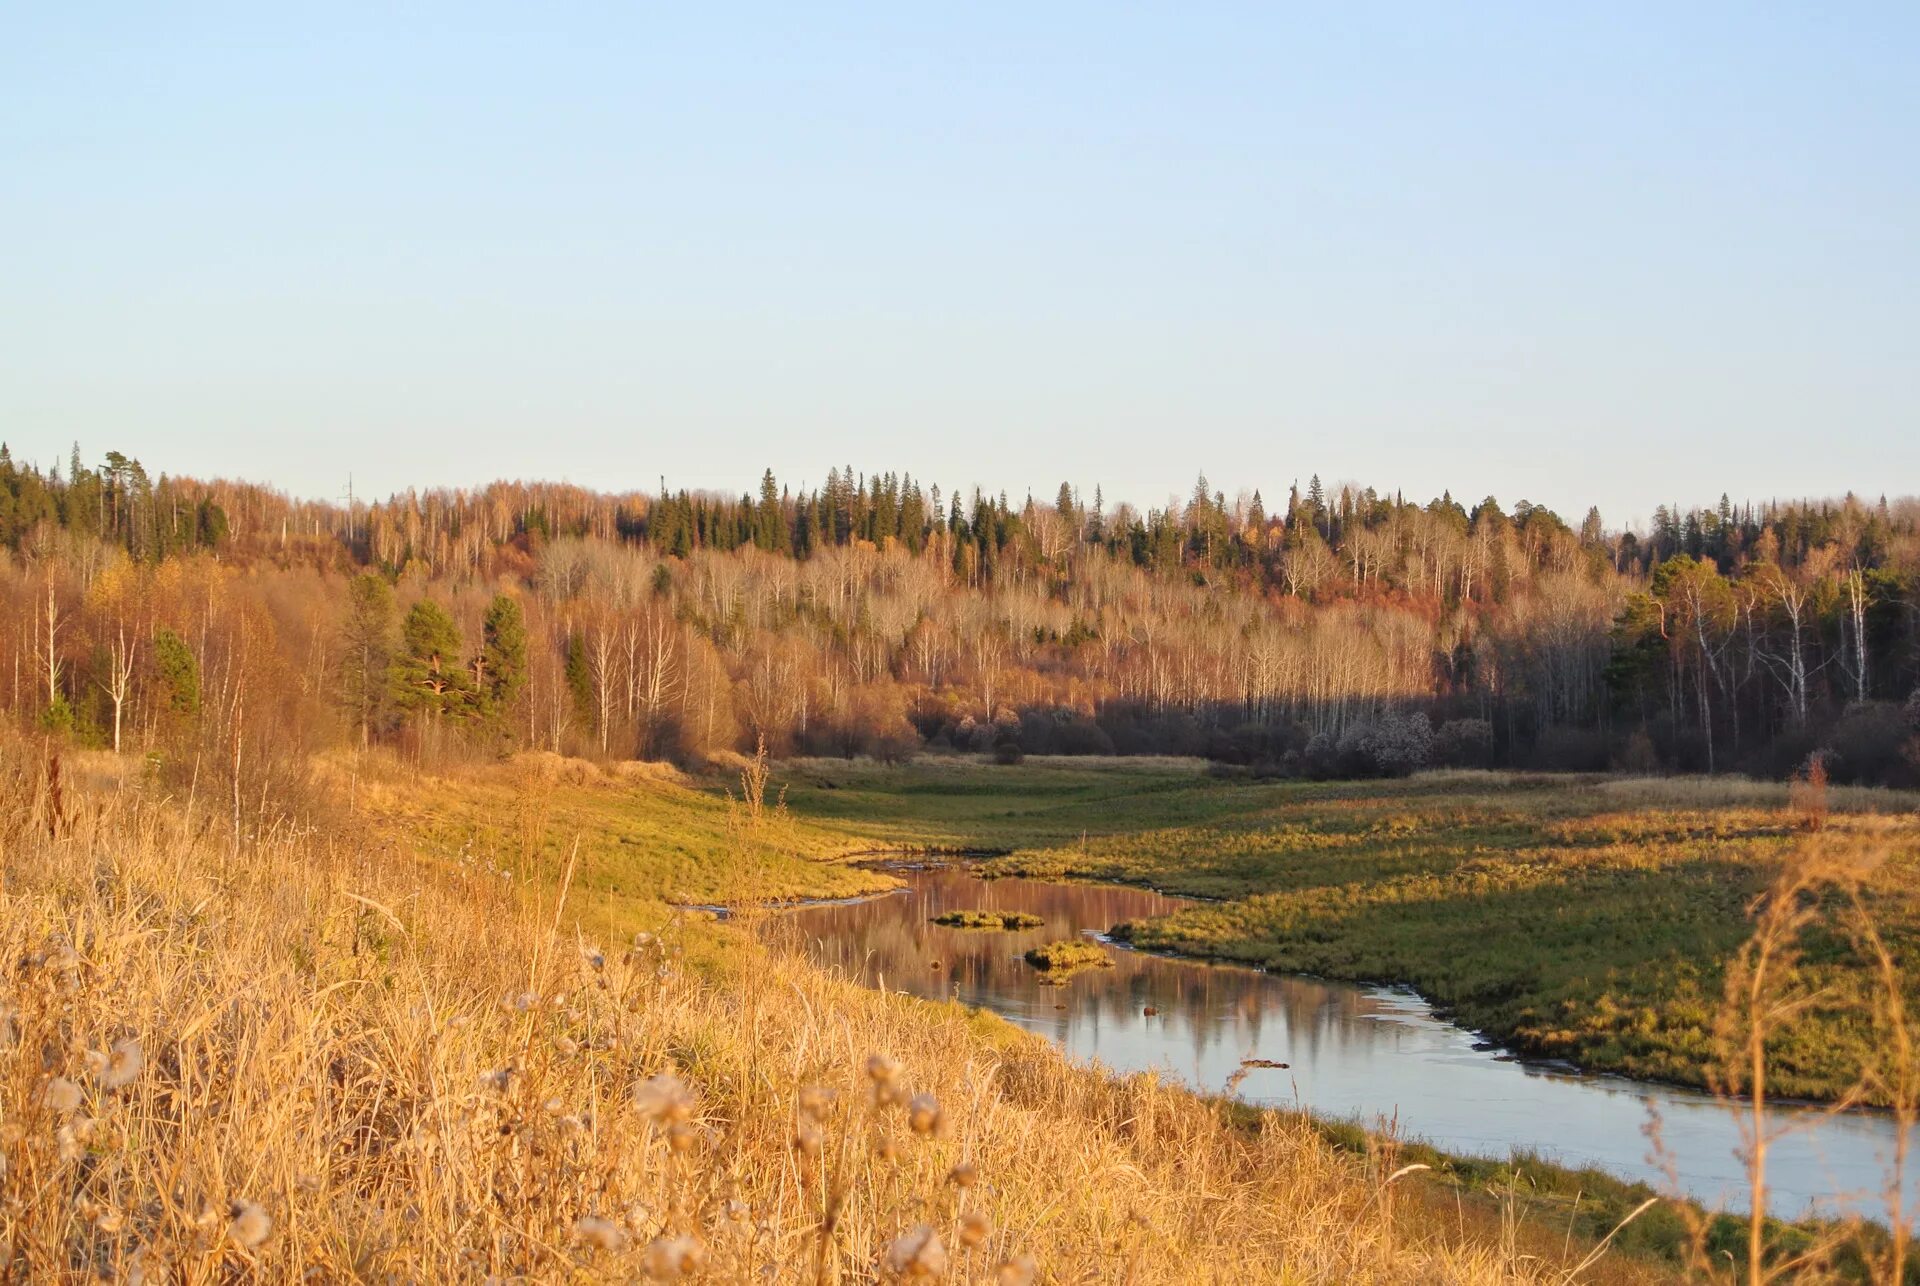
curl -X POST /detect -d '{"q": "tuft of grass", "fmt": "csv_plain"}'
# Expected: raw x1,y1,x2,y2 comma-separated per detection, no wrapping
1023,938,1115,972
932,909,1044,930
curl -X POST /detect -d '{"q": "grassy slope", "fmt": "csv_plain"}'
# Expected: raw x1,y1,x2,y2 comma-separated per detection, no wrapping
0,746,1689,1284
773,758,1920,1103
343,751,898,940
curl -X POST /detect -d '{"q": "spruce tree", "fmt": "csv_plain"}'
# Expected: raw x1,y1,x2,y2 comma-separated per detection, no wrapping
475,594,528,716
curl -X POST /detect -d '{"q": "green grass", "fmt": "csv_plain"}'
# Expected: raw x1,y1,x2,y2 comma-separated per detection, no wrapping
356,755,898,940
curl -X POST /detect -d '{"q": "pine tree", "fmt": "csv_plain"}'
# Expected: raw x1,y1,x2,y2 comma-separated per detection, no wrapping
392,600,471,723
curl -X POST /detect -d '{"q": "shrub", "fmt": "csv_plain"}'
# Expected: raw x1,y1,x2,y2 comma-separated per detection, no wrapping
1533,725,1611,773
1331,711,1434,778
1613,729,1660,774
1824,701,1917,787
992,740,1025,766
1432,718,1494,769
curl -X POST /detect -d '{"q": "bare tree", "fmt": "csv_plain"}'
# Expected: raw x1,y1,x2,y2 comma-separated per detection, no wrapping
97,621,137,753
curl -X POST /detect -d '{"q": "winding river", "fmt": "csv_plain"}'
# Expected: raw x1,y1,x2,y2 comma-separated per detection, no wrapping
771,864,1916,1226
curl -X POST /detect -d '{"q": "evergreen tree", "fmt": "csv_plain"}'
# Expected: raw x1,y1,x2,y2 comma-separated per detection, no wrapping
392,600,470,724
151,628,200,720
565,633,595,733
474,594,528,716
341,574,395,745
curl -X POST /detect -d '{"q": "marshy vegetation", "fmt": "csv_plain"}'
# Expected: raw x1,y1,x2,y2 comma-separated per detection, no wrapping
1022,939,1116,974
932,910,1044,930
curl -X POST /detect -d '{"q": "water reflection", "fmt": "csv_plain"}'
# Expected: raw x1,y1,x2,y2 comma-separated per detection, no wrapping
774,865,1917,1226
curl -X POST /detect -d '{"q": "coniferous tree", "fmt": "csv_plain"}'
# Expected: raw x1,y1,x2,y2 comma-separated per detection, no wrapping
151,628,201,723
392,600,470,725
341,575,395,746
475,594,528,716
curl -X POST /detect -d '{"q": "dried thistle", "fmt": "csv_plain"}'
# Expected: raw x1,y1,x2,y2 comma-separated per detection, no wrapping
86,1037,144,1092
907,1091,944,1137
632,1073,697,1124
641,1232,706,1279
883,1224,948,1278
227,1201,272,1250
994,1253,1038,1286
43,1077,83,1114
573,1216,628,1252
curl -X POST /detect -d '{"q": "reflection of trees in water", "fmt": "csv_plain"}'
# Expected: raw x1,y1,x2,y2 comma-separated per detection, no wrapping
778,870,1403,1085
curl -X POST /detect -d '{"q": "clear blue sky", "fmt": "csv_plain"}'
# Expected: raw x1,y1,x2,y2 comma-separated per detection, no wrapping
3,4,1915,528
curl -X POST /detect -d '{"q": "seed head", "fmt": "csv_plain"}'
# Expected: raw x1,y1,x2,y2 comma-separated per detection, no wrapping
580,944,606,971
945,1161,978,1188
793,1122,824,1157
572,1216,628,1252
477,1066,514,1094
865,1053,901,1085
797,1085,837,1119
906,1091,943,1137
44,1077,83,1114
228,1201,272,1249
994,1254,1037,1286
666,1121,699,1154
87,1038,144,1092
632,1073,696,1124
641,1232,706,1279
883,1225,947,1278
958,1211,991,1248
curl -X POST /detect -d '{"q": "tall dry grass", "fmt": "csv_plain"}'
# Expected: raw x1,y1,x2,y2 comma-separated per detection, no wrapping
0,743,1663,1283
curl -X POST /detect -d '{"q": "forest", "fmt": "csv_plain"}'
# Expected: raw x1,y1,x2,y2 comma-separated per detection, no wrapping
2,444,1916,788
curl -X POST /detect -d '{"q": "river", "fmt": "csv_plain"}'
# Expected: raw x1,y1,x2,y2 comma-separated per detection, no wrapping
770,863,1915,1226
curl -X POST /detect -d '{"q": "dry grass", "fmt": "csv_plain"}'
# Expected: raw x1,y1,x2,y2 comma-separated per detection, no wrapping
0,744,1676,1284
1593,772,1920,816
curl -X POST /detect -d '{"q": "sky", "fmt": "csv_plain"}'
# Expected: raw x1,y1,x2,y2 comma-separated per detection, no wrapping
3,4,1916,531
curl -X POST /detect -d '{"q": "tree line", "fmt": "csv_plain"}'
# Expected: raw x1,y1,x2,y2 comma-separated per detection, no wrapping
2,445,1916,787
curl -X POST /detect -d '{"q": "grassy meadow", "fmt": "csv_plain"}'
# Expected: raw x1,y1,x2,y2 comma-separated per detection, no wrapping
0,742,1722,1284
762,758,1920,1105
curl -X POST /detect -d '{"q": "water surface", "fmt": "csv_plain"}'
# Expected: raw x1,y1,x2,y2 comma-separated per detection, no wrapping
776,865,1916,1225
